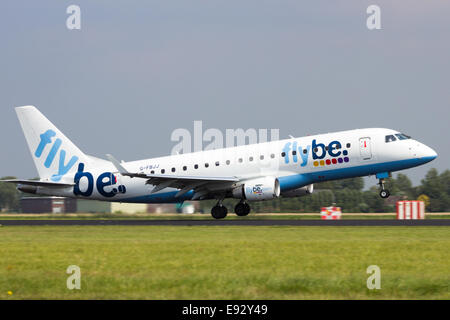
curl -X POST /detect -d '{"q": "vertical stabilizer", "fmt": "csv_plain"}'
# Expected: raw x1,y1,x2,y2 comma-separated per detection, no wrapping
15,105,89,182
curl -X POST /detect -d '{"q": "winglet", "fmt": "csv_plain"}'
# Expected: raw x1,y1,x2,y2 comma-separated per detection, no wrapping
106,154,129,175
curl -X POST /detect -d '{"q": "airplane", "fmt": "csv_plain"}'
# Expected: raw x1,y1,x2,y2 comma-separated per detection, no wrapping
2,106,437,219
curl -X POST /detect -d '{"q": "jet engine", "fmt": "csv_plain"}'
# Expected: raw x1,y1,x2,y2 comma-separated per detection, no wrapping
232,176,280,201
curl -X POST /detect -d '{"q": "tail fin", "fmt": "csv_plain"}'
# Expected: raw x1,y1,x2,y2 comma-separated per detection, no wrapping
15,105,89,182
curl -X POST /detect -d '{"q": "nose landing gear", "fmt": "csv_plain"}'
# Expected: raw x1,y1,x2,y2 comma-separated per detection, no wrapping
378,178,390,199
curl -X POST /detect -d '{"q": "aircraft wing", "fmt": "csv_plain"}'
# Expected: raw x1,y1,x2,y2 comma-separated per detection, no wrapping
106,154,240,199
0,179,75,187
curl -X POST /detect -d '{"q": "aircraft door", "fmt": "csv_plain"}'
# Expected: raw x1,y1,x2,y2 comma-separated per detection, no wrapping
359,137,372,160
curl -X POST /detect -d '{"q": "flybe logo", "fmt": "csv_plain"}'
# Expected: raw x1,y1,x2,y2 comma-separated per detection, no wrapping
36,129,126,198
35,129,79,182
73,163,126,198
282,139,350,167
252,185,263,195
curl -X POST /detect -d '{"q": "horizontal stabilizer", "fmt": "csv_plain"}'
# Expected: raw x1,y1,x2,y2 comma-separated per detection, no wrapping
0,179,75,187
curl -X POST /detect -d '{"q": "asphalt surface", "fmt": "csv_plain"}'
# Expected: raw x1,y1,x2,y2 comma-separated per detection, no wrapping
0,219,449,226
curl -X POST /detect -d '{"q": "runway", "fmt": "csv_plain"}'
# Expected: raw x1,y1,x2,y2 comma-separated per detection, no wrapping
1,219,449,226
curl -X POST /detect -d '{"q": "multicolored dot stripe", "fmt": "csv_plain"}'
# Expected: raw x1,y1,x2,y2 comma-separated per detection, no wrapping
314,156,349,167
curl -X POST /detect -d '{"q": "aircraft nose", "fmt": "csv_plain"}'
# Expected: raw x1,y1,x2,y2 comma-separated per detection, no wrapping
418,143,437,162
425,145,438,160
411,141,437,163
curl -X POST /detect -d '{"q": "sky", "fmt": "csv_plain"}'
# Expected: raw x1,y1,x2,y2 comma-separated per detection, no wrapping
0,1,449,188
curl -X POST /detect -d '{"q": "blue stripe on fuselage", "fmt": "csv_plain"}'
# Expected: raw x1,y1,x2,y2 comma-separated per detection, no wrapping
279,156,436,191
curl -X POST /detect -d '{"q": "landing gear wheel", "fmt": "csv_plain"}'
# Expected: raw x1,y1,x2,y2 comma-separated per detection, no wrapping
378,177,390,199
380,190,390,199
211,205,228,219
234,202,251,216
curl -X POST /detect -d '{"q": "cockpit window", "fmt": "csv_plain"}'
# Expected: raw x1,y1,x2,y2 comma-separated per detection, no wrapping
395,133,411,140
385,135,397,143
386,133,411,143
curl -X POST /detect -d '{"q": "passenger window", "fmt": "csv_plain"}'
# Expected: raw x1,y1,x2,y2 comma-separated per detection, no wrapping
194,164,198,169
183,166,187,171
226,160,231,165
150,170,155,174
346,143,351,148
292,150,297,155
270,154,275,158
303,149,307,154
205,163,209,168
171,168,176,172
215,161,220,166
260,155,264,160
249,156,253,162
281,152,286,157
238,158,243,163
161,169,165,174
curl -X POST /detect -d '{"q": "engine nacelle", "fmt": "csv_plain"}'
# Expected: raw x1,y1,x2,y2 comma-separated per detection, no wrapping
232,176,280,201
281,184,314,198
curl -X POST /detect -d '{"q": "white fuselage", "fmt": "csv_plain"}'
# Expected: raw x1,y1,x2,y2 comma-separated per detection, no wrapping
35,128,437,203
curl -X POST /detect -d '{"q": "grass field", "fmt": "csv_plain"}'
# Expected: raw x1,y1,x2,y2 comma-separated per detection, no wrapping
0,226,449,299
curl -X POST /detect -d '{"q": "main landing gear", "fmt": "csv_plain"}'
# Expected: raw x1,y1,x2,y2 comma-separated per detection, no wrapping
378,178,390,199
210,200,251,219
234,201,251,216
211,200,228,219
